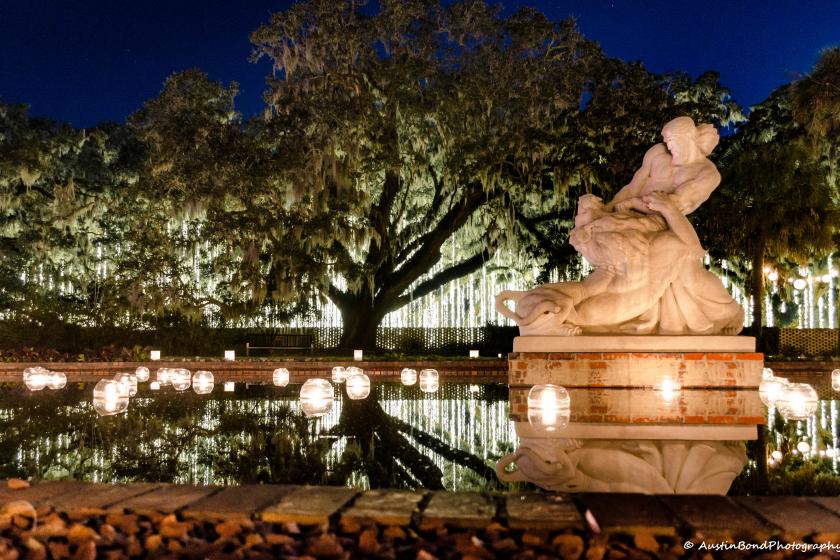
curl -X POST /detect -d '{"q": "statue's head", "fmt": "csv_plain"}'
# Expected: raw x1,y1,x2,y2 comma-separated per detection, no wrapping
661,117,719,163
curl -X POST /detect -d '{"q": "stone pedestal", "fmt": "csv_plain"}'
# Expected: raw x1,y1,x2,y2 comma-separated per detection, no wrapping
509,336,762,388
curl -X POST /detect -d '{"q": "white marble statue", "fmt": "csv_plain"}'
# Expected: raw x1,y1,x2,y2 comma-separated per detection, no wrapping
496,116,744,336
496,437,747,494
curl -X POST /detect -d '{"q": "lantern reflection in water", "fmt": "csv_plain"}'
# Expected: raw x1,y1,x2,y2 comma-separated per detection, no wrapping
776,383,818,421
300,378,333,418
526,384,571,432
331,366,346,384
273,368,290,387
192,370,214,394
93,379,129,416
346,372,371,400
400,368,417,386
135,366,150,382
419,369,439,393
833,369,840,392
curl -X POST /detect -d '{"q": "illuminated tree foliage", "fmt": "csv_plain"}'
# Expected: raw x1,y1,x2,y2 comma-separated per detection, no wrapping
697,86,840,335
244,0,605,347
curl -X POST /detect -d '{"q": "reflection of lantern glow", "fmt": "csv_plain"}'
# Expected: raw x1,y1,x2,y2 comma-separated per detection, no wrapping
346,366,363,377
170,368,191,391
48,371,67,390
273,368,290,387
192,370,214,394
762,367,774,381
771,450,783,461
419,369,439,393
23,366,50,391
400,368,417,385
331,366,346,383
150,381,161,391
150,350,161,361
527,384,571,431
759,376,789,407
345,372,371,400
114,373,138,397
135,366,150,382
93,379,129,416
224,382,235,392
832,369,840,391
776,383,818,420
300,378,333,417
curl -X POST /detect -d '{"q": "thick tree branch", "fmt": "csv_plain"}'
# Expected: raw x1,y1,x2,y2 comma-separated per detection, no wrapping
388,247,493,311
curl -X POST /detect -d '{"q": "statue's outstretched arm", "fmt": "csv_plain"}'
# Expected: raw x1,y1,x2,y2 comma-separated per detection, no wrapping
606,144,666,211
642,192,704,257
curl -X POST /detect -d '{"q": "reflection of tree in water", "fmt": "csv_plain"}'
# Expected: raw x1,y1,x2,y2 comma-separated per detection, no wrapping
0,383,503,490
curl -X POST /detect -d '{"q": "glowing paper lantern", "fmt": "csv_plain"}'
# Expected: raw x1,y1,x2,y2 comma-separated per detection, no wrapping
400,368,417,386
150,381,161,391
192,370,214,394
150,350,161,360
776,383,818,421
345,372,371,400
353,350,363,361
224,382,235,392
331,366,346,383
771,450,783,461
796,441,811,453
419,369,439,393
300,378,333,418
273,368,290,387
469,350,479,358
114,373,138,397
156,368,172,385
135,366,150,383
47,371,67,390
224,350,235,361
793,278,807,291
346,366,363,377
170,368,192,392
832,369,840,391
759,376,789,407
23,366,50,391
93,379,129,416
762,367,774,381
526,384,571,432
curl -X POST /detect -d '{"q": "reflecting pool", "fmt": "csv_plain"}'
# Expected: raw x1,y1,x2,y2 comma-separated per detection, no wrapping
1,379,838,495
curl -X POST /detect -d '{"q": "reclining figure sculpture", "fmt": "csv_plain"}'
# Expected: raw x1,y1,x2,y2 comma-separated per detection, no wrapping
496,116,744,336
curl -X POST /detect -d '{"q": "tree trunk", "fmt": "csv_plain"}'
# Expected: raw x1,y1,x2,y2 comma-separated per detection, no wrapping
751,238,765,340
336,296,387,350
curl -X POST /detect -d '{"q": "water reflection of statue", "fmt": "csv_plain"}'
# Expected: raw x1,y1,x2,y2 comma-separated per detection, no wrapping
496,117,743,336
496,438,747,494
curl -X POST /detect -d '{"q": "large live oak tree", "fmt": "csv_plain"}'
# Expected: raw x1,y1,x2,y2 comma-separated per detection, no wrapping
247,0,602,347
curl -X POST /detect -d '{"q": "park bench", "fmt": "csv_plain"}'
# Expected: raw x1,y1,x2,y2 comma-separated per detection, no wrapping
245,333,314,356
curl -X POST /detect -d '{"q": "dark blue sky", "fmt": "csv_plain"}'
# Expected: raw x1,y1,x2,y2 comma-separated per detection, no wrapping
1,1,838,128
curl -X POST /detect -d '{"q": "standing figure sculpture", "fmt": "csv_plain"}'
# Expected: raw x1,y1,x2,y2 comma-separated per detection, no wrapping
496,117,743,336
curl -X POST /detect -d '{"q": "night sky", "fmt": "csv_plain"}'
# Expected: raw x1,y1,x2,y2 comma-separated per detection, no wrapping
1,0,838,128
